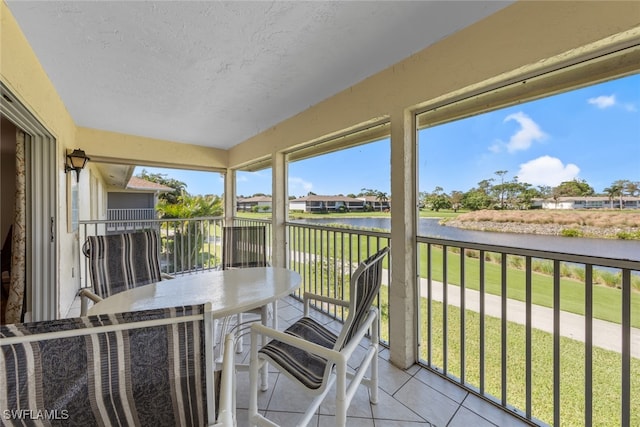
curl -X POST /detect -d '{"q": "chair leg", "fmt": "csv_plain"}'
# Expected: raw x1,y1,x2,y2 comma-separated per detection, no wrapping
235,312,243,353
80,296,88,316
248,330,260,427
370,315,380,404
260,305,269,391
336,362,347,427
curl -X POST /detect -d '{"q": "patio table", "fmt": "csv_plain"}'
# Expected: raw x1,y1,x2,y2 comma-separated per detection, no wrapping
88,266,302,396
88,266,301,318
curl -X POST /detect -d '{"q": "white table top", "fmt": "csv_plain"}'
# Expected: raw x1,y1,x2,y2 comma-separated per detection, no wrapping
87,267,302,317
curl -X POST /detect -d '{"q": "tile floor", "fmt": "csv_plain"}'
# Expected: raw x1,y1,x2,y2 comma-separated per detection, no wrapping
67,295,534,427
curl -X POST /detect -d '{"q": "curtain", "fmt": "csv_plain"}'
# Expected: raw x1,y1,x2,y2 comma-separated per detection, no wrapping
6,130,26,324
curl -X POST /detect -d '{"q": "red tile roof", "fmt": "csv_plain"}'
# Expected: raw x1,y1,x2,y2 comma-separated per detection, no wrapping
126,176,173,192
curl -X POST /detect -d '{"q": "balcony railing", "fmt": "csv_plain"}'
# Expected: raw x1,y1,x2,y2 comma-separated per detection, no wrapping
106,208,156,232
285,221,392,344
79,217,225,288
417,236,639,427
77,216,639,425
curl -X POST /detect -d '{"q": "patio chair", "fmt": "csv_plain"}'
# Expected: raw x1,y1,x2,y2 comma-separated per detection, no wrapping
248,246,389,427
221,225,272,352
79,230,173,315
222,225,267,269
0,303,235,426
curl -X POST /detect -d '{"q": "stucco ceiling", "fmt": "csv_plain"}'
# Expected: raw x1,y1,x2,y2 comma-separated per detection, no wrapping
7,1,510,150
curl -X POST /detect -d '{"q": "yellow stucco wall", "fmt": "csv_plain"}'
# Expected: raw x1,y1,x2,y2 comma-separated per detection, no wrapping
0,1,227,318
76,127,227,171
228,0,640,167
1,0,639,323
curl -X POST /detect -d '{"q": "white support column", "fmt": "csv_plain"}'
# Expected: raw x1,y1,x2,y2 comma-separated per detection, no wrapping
271,152,288,268
224,168,236,224
389,109,418,369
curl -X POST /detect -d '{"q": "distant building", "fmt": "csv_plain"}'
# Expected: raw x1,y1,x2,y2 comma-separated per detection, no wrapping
237,196,272,212
357,195,391,211
107,176,173,232
289,195,365,212
532,196,640,210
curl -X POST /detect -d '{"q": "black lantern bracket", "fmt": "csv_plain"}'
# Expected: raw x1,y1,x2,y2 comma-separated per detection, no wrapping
64,149,90,183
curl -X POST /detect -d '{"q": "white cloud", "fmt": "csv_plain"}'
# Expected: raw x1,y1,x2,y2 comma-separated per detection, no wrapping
517,156,580,187
490,112,547,153
588,94,616,109
288,176,313,194
502,112,547,153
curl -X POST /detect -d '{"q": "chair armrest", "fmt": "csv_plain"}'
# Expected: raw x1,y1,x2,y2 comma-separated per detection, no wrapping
251,322,344,364
214,334,237,426
78,288,103,316
303,292,348,316
78,288,103,304
340,308,379,359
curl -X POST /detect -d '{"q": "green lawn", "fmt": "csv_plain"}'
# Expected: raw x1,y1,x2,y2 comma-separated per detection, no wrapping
416,298,639,427
420,246,640,328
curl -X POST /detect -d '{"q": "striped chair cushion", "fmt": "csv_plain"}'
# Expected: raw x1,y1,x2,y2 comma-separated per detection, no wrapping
259,247,388,393
222,226,267,269
340,248,386,348
83,230,163,298
1,305,207,426
259,317,337,390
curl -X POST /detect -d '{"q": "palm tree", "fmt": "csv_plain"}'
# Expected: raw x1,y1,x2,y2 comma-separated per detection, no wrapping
157,193,223,271
375,191,389,212
603,182,624,209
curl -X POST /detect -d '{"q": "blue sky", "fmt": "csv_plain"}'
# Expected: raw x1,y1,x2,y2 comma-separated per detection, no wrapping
135,73,639,197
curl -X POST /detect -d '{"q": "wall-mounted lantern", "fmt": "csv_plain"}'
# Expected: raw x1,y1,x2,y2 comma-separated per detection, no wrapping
64,149,90,183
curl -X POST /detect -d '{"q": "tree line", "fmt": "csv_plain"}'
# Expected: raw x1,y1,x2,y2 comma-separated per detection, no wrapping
420,171,639,212
137,169,223,218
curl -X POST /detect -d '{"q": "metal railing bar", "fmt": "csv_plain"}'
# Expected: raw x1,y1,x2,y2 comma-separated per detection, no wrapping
443,245,448,374
416,235,639,270
525,256,533,419
622,268,631,427
553,260,561,427
479,249,486,395
460,248,466,384
501,253,507,406
585,264,593,427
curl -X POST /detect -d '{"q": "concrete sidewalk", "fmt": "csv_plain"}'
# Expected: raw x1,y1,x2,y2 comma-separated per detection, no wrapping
410,277,640,358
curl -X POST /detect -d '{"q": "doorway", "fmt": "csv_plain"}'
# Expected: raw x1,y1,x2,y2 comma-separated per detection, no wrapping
1,84,58,322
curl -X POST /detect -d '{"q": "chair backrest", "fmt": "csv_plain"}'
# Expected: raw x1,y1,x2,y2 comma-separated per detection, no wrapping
221,226,267,269
82,230,163,298
1,304,214,426
334,246,389,351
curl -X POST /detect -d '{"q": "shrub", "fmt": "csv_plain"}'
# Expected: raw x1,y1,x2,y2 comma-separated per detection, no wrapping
616,230,640,240
561,228,583,237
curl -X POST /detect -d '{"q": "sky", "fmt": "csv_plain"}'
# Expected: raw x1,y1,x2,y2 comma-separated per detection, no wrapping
135,73,639,197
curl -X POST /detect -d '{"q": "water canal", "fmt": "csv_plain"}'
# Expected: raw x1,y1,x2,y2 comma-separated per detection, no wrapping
290,217,640,263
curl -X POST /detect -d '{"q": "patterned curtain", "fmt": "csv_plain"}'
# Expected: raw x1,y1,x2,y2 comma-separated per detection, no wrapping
6,130,26,324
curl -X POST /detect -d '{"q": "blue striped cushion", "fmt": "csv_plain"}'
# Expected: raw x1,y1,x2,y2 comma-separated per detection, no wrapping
84,231,163,298
1,305,207,426
259,317,337,390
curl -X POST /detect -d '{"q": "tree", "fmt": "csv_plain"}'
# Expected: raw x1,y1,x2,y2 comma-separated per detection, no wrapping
358,188,379,197
493,170,508,209
375,191,389,211
553,179,595,198
462,189,492,211
449,191,464,212
156,193,223,271
462,179,493,211
425,186,450,212
624,181,639,197
604,180,626,209
137,169,187,204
